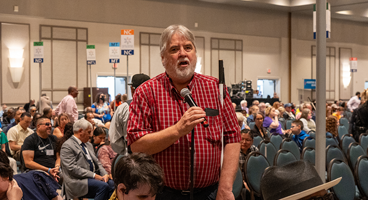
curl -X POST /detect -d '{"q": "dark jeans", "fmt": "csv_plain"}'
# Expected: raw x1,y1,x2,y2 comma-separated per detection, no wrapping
155,183,218,200
80,178,115,200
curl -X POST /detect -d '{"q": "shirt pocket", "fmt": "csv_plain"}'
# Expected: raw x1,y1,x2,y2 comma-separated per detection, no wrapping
206,110,222,143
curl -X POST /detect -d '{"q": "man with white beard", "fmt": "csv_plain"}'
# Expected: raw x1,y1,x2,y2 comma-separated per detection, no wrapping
127,25,241,200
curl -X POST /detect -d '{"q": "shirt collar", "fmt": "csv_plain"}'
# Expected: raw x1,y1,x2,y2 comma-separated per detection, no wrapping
73,135,83,145
164,72,197,98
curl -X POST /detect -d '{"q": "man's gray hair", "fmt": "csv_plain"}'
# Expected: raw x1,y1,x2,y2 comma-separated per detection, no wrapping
240,100,247,105
73,119,92,133
159,25,197,57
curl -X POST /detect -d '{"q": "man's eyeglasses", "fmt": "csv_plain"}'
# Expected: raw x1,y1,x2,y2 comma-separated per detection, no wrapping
31,110,36,112
40,123,52,126
291,126,295,128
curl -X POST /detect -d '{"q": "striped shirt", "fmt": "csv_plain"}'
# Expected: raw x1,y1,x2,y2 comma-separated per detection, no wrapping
127,72,240,190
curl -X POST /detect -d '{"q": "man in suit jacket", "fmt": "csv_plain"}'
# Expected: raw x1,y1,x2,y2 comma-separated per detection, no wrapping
60,119,114,200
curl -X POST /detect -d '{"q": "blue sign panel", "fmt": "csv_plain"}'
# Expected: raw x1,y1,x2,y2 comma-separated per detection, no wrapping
109,42,120,47
34,58,43,63
304,79,316,89
87,60,96,65
109,59,120,63
121,50,134,55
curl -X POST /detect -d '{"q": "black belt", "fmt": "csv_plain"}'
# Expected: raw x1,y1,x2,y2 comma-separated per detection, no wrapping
163,183,218,196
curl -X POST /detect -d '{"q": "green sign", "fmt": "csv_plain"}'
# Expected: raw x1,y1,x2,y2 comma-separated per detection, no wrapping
87,45,95,49
34,42,43,46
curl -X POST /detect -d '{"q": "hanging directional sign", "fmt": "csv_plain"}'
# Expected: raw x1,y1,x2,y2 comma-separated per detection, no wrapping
86,45,96,65
109,42,120,63
350,57,357,72
121,29,134,55
33,42,44,63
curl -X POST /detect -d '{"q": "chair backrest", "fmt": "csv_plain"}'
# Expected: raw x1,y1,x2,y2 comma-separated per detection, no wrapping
359,133,368,154
249,122,255,130
301,147,315,165
338,126,348,140
280,138,300,160
326,136,338,147
303,137,315,149
258,140,277,167
279,118,286,129
355,155,368,197
253,136,263,148
341,135,356,155
340,118,350,131
347,142,366,171
273,149,297,166
308,131,316,138
244,151,270,196
270,134,283,150
286,119,294,130
327,159,356,200
326,145,347,168
266,130,271,138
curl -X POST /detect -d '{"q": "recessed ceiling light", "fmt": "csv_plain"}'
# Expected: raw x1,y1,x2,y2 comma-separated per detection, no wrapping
336,10,353,15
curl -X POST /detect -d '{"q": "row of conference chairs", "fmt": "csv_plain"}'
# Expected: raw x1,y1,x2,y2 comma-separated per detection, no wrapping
242,133,368,199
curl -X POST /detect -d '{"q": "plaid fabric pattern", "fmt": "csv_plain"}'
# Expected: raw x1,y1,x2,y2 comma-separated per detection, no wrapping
127,72,240,190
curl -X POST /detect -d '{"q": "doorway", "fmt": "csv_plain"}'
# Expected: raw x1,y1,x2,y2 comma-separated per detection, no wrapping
257,79,278,98
96,76,131,102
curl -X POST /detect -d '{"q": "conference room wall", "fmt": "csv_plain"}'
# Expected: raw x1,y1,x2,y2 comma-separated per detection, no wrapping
0,13,289,109
291,13,368,104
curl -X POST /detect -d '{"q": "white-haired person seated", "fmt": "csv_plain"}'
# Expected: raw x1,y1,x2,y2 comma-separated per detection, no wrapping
60,119,114,200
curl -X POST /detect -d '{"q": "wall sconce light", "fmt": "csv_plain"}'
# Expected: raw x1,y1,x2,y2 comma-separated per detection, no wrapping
342,63,351,88
8,48,24,83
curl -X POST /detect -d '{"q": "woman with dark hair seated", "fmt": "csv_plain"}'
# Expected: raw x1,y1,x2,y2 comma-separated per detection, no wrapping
91,93,112,123
251,112,268,139
53,113,70,139
30,113,42,130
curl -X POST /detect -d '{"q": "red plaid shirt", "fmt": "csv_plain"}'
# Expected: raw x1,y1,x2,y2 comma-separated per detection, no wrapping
127,72,240,190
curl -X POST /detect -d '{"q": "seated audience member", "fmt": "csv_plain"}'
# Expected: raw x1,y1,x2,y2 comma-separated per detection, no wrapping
55,122,74,161
240,100,248,114
4,108,24,134
300,108,316,133
0,150,62,200
85,111,97,130
24,99,35,112
42,107,53,120
53,113,70,139
350,89,368,141
258,102,266,115
0,162,22,200
30,113,42,130
236,112,247,130
22,117,60,178
252,113,268,139
332,107,344,121
261,160,341,200
0,104,7,120
92,93,112,123
110,153,164,200
97,136,117,175
29,106,37,118
273,101,280,109
263,107,290,136
290,120,310,152
60,119,114,200
110,94,122,113
253,100,260,107
85,110,105,128
239,129,260,200
7,112,33,161
326,106,332,118
247,105,259,125
277,107,285,119
0,130,17,174
283,103,295,120
326,116,339,145
2,108,15,128
92,127,107,150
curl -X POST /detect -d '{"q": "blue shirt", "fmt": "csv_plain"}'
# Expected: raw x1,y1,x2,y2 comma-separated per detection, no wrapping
292,130,309,152
247,115,254,125
4,121,16,134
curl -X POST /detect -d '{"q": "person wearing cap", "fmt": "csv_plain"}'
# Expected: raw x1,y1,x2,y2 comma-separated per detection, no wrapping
127,25,240,199
283,103,295,120
261,160,341,200
110,73,150,155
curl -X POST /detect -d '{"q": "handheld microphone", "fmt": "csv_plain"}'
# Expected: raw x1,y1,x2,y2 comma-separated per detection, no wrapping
180,88,209,128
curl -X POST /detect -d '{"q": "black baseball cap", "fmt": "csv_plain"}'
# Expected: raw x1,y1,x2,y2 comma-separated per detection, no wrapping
128,74,150,89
